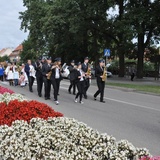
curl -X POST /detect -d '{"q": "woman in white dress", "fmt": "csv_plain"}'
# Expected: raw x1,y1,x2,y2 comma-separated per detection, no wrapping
21,63,28,84
5,63,14,86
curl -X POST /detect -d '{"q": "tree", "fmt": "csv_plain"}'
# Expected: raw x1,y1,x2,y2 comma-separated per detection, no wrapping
125,0,160,78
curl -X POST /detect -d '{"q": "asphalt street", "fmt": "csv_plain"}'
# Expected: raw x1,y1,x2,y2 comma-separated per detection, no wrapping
1,80,160,155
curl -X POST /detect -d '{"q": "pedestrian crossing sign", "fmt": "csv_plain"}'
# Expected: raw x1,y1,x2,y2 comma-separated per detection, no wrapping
104,49,110,57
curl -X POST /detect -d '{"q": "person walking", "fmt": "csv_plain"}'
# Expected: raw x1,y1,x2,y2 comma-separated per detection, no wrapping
42,57,52,100
68,60,77,95
50,58,62,105
82,57,91,99
75,62,85,104
0,64,4,81
130,66,136,81
25,60,36,92
35,58,43,97
94,59,106,103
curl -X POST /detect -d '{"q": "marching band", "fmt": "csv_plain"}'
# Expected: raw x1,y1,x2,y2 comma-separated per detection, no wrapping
4,56,107,105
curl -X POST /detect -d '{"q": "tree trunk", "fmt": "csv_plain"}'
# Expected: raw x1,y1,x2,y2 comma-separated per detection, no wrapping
137,33,144,78
118,0,125,77
118,51,125,77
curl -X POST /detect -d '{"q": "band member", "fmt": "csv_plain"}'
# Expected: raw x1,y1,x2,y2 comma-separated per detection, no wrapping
42,57,52,100
35,58,43,97
94,59,106,103
50,58,62,105
82,57,91,99
68,60,77,95
25,60,36,92
75,62,85,104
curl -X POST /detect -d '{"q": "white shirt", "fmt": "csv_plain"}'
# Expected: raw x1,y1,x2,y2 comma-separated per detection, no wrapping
29,65,36,78
55,68,60,79
79,69,84,81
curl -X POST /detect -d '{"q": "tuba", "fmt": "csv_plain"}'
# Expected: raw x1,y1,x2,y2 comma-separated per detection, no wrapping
102,66,107,81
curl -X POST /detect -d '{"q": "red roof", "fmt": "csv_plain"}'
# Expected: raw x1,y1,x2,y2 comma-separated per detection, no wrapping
0,48,6,54
13,44,23,52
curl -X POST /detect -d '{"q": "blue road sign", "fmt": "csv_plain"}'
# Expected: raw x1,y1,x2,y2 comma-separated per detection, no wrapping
104,49,110,57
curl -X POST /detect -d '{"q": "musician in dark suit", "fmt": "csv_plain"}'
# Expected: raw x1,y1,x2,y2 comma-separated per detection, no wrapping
75,62,85,104
35,58,44,97
68,60,77,95
50,57,62,105
94,59,106,103
82,57,91,99
42,57,52,100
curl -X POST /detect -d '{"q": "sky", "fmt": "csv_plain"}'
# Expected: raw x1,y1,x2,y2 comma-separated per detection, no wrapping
0,0,28,50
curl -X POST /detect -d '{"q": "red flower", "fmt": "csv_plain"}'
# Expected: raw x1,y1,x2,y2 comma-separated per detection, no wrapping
0,86,14,94
0,100,63,126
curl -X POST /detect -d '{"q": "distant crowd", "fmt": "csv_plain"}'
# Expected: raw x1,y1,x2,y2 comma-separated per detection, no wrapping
0,57,107,105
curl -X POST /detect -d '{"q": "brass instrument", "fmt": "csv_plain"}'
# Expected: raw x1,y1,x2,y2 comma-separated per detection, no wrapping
86,64,92,77
47,71,52,80
47,62,60,79
102,66,107,82
47,63,54,80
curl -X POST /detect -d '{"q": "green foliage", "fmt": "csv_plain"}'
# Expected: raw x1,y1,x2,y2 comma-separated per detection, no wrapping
19,0,160,74
0,56,10,62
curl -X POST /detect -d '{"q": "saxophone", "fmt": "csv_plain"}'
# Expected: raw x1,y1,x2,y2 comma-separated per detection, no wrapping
47,63,53,80
102,66,107,81
47,71,52,80
86,64,91,77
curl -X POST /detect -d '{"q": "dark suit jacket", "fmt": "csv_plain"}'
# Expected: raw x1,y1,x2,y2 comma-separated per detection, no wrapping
42,63,51,77
95,65,104,82
35,61,43,77
68,65,76,81
82,63,88,73
50,68,62,80
75,70,85,84
24,64,30,77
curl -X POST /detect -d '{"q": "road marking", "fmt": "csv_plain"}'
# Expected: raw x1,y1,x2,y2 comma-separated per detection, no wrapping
1,81,160,112
60,86,160,112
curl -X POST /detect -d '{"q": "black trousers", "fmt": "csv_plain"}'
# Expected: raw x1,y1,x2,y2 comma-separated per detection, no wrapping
76,81,85,102
84,78,90,96
0,75,3,81
36,76,43,95
29,76,35,91
51,79,60,101
94,80,105,101
68,80,76,94
43,77,51,98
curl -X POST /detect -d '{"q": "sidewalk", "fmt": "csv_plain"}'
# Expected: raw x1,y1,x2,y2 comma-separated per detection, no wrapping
107,75,160,86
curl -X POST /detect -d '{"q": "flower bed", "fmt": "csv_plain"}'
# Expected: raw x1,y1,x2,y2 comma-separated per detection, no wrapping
0,86,154,159
140,156,160,160
0,86,14,94
0,100,63,126
0,93,26,104
0,117,150,160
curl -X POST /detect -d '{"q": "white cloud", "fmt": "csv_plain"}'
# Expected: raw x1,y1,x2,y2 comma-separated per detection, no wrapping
0,0,28,49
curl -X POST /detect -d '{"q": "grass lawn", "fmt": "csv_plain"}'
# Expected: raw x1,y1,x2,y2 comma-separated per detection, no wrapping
107,82,160,95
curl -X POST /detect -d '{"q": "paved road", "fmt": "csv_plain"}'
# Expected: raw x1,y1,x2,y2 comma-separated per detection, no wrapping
1,80,160,155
